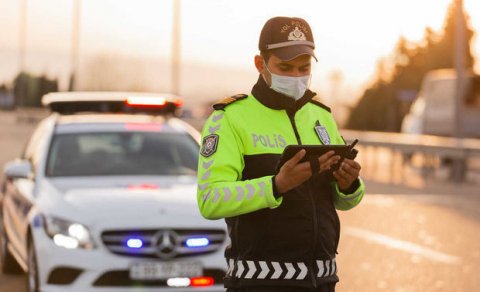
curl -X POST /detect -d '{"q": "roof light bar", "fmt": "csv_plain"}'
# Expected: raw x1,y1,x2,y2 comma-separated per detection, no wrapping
41,92,183,115
173,98,183,107
125,96,168,108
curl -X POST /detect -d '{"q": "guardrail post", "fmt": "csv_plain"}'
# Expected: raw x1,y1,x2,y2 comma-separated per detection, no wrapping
450,158,466,183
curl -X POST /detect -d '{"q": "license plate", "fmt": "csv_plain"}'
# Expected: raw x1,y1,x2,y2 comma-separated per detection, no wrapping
130,261,203,280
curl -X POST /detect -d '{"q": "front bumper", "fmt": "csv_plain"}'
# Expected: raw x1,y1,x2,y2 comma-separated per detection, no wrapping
31,226,226,291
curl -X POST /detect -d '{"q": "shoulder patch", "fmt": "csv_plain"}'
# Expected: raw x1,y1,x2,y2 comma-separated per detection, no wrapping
201,134,219,157
212,94,248,111
309,96,331,113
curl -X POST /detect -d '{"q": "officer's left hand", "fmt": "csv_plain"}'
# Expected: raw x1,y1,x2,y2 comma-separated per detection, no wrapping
332,159,361,191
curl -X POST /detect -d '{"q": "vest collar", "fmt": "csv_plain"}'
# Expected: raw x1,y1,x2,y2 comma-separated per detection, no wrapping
251,75,316,111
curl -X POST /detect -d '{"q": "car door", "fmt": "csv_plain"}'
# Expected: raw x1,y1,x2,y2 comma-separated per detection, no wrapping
3,120,49,263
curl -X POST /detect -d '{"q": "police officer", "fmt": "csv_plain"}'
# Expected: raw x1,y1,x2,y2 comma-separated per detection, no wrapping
197,16,365,292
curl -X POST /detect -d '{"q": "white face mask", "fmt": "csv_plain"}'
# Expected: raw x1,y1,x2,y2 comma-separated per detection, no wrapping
264,61,311,100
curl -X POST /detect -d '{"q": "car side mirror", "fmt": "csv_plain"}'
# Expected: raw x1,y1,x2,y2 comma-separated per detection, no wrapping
4,159,32,179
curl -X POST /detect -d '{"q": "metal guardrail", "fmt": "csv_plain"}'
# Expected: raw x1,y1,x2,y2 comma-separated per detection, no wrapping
9,109,480,183
341,130,480,183
342,130,480,157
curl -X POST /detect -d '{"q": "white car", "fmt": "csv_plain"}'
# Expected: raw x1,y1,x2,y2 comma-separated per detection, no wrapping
0,92,227,291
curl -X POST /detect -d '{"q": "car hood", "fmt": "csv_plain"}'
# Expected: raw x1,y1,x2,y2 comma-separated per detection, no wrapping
36,176,222,230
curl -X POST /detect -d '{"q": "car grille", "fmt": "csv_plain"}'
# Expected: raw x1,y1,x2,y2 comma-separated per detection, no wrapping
101,228,226,259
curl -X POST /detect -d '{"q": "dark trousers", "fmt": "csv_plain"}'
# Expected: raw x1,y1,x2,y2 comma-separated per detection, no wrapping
226,283,336,292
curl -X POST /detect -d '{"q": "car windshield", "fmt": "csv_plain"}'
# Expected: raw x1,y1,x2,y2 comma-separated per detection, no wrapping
46,131,199,177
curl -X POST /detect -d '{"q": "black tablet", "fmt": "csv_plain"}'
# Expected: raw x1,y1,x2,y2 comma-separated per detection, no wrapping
276,139,358,171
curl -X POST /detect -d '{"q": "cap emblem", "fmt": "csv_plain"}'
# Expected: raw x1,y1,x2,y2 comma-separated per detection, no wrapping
288,27,307,41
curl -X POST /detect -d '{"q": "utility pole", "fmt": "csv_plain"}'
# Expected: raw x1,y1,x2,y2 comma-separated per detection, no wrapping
70,0,81,91
16,0,28,107
452,0,467,182
18,0,27,73
171,0,181,96
454,0,466,138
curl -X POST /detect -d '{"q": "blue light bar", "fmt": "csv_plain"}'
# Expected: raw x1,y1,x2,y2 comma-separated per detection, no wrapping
126,238,144,249
186,237,210,248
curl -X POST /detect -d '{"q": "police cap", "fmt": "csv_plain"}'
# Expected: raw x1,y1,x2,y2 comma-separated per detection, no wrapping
258,16,317,61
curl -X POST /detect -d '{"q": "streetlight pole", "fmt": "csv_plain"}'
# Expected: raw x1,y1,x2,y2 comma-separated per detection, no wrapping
171,0,181,96
70,0,81,91
452,0,467,182
16,0,28,107
454,0,466,138
18,0,27,73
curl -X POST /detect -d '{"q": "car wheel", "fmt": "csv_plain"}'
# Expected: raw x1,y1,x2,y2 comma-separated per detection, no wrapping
26,235,40,292
0,220,22,274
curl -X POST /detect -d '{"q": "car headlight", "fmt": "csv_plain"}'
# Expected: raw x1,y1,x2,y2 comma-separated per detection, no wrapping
44,217,95,249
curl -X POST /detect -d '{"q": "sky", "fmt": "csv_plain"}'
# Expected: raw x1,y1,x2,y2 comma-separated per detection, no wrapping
0,0,480,106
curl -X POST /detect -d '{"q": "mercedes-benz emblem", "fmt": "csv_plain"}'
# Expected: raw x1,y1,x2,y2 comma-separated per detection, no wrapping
153,230,179,259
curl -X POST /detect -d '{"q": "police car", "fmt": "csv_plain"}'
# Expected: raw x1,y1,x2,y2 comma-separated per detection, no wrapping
0,92,227,291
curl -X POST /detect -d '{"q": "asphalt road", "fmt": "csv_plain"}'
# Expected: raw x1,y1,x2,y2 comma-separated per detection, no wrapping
1,110,479,291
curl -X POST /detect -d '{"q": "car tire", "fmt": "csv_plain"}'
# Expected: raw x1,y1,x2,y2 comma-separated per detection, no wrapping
26,234,40,292
0,219,22,274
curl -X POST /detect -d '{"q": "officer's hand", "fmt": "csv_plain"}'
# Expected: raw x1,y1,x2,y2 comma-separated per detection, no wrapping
333,158,361,191
275,150,340,194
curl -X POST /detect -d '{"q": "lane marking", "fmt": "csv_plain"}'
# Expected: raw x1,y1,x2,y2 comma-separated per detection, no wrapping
344,226,460,264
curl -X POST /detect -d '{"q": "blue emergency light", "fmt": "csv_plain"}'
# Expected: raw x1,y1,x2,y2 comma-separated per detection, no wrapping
185,237,210,248
126,238,144,249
